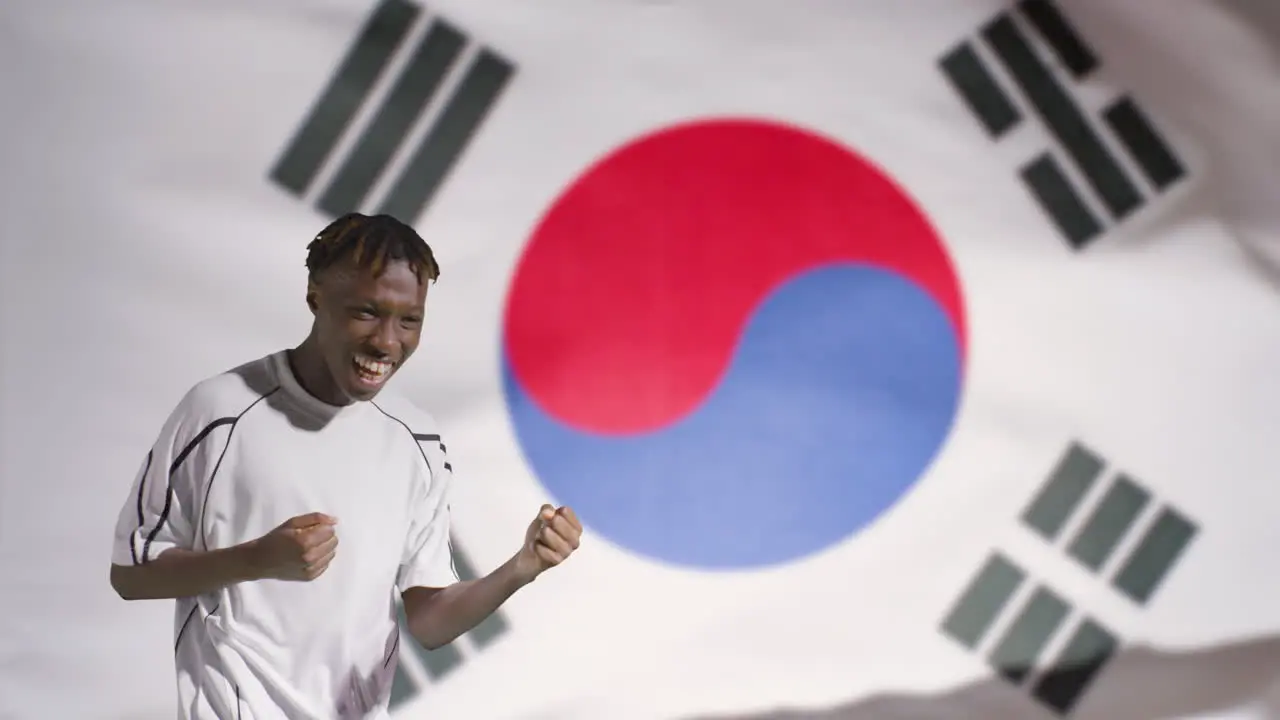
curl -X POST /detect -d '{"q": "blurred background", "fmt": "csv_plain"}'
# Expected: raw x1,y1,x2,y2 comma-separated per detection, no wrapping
3,1,1280,718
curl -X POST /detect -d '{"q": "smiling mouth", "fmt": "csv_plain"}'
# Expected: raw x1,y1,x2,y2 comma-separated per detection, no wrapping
352,355,393,386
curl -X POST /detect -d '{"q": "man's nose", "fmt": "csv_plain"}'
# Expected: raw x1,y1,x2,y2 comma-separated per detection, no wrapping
368,320,398,355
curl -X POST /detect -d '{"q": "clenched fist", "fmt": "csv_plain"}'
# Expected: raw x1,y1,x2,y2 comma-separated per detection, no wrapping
249,512,339,581
514,504,582,582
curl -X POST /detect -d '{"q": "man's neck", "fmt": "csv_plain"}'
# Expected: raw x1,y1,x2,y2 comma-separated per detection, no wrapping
287,338,352,407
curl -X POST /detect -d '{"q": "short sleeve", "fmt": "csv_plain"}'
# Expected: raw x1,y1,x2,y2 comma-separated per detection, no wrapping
110,389,232,566
397,434,459,590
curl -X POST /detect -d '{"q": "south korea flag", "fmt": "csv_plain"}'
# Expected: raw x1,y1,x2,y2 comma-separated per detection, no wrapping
2,1,1280,719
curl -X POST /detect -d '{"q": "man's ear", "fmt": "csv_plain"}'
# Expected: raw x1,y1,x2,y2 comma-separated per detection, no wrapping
306,279,319,314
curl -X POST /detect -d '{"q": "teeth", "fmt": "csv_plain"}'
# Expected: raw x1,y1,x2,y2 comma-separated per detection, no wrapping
354,356,391,377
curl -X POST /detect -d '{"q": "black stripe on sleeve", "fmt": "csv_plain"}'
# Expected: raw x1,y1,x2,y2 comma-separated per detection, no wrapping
130,450,155,565
138,389,280,564
139,417,235,564
196,389,280,551
168,418,237,477
411,433,452,472
373,404,441,477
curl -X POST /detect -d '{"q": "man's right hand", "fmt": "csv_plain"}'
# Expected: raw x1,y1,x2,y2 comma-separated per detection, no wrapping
109,512,340,601
249,513,339,581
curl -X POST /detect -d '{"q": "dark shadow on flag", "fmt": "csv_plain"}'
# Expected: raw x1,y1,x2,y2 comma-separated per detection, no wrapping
686,635,1280,719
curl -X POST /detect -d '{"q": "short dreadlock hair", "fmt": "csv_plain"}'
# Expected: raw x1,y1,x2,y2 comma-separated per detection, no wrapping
305,212,440,284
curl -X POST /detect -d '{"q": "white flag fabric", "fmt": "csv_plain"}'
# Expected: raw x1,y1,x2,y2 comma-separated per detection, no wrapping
1,1,1278,719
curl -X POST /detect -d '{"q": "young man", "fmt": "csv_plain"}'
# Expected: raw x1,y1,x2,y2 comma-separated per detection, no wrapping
109,213,582,719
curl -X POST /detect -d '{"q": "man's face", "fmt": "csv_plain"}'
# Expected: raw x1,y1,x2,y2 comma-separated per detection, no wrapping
309,256,428,403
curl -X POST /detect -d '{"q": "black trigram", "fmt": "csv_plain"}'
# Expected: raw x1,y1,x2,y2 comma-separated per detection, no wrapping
939,441,1199,715
389,536,512,710
941,553,1118,715
1021,441,1198,606
270,0,514,223
939,0,1186,250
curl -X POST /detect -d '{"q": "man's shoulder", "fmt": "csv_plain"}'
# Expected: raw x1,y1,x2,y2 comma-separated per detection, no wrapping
173,353,281,422
369,391,443,437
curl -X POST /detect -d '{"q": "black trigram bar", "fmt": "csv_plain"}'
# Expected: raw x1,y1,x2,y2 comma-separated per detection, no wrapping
377,48,514,221
317,18,467,217
271,0,420,196
939,42,1021,139
940,553,1026,650
1065,473,1150,572
987,585,1070,685
1111,506,1198,605
1017,0,1099,78
1021,442,1105,542
1032,617,1118,714
1021,154,1103,248
1102,97,1187,192
982,15,1143,221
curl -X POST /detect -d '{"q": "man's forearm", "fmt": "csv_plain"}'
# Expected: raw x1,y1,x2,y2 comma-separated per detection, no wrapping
110,544,261,600
404,554,534,650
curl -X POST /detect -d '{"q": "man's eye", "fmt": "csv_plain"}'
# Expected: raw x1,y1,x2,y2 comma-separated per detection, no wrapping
402,317,423,326
353,309,377,320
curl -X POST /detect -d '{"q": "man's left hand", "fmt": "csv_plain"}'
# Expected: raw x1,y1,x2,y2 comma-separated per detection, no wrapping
515,504,582,582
